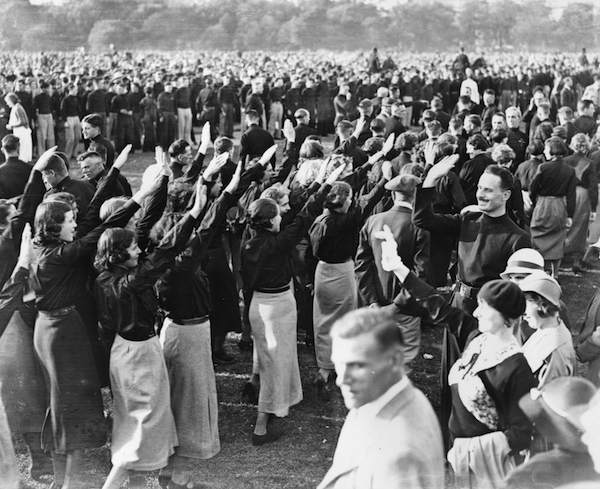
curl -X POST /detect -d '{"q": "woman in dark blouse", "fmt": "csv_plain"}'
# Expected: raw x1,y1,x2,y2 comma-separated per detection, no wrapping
241,162,344,446
30,164,155,488
379,226,536,488
94,178,205,489
530,137,577,278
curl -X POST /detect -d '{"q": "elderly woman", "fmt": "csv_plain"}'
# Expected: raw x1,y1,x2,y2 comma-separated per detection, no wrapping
564,133,598,273
529,137,577,278
379,225,535,488
4,92,32,163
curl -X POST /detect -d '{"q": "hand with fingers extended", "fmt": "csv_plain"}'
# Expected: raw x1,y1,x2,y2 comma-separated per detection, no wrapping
203,152,229,181
423,154,459,188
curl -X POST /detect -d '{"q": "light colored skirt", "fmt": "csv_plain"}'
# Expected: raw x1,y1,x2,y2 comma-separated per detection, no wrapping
531,196,568,260
160,317,220,460
313,261,357,370
0,398,18,489
110,335,177,471
13,126,32,163
250,289,302,416
0,310,47,434
565,186,591,255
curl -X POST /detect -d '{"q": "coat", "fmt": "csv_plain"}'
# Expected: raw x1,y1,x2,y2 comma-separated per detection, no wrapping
318,381,444,489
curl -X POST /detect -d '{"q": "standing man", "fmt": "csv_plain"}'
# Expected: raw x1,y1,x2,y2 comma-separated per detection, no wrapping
110,82,134,153
196,78,219,141
33,81,55,154
318,308,444,489
293,109,316,150
218,75,236,139
267,78,284,139
239,109,275,166
505,106,528,169
175,76,193,145
81,113,115,169
0,135,32,198
86,78,107,137
413,161,530,446
355,174,430,373
157,80,177,150
60,83,81,160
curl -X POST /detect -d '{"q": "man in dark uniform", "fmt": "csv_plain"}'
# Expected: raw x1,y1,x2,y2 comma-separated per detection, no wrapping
110,82,134,153
77,149,131,197
505,106,529,169
293,109,316,150
86,78,107,136
239,109,275,166
356,174,430,372
0,135,32,198
157,81,177,150
413,161,530,448
218,75,237,139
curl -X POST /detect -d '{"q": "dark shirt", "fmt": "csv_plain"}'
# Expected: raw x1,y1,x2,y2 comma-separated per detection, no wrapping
218,85,237,105
174,87,191,109
239,124,275,165
0,156,32,199
31,200,140,311
33,92,53,115
530,158,577,218
111,94,131,115
459,152,494,205
242,185,329,292
507,128,529,168
157,91,175,114
87,89,107,115
90,133,115,169
268,87,283,103
48,176,95,219
61,95,80,119
94,213,196,341
90,169,132,197
197,88,218,110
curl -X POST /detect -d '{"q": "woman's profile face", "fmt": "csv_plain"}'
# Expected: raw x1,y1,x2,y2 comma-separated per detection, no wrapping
123,240,141,269
269,210,282,233
473,298,506,335
210,175,223,198
59,210,77,242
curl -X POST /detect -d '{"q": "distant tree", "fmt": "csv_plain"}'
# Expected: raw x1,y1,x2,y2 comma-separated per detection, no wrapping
0,0,40,50
88,19,133,52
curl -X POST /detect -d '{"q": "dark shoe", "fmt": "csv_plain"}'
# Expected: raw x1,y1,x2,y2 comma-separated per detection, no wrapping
581,260,593,269
158,474,171,488
313,374,330,402
241,382,258,404
28,453,54,481
573,265,586,274
213,350,235,364
238,339,253,351
252,426,284,446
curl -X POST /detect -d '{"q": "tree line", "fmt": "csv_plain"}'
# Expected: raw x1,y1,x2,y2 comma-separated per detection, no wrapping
0,0,597,53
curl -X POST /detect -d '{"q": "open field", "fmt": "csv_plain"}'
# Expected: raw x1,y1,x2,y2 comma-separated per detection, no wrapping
12,129,600,488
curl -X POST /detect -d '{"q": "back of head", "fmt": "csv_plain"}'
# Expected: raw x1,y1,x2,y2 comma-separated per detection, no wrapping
545,136,568,157
214,136,233,155
34,200,71,245
571,133,591,153
491,143,515,165
468,133,489,151
99,196,129,222
246,109,260,122
248,198,279,230
324,181,352,210
299,138,324,160
94,227,137,272
168,139,190,159
1,134,20,154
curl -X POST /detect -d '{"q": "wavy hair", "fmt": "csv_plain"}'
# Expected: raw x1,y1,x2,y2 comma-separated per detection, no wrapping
94,228,137,272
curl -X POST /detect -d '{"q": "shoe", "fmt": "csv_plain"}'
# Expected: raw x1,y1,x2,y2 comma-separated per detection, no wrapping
573,265,586,274
581,260,593,269
305,335,314,347
313,374,330,402
252,426,284,446
167,478,201,488
158,474,171,488
238,339,253,351
213,351,235,364
241,382,258,404
28,453,54,481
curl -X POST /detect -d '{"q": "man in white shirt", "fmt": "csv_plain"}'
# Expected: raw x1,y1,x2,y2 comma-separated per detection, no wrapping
318,308,444,489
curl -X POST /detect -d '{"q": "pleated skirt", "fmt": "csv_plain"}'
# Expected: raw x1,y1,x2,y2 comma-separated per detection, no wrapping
160,318,220,460
531,196,568,261
0,309,47,434
250,289,302,417
565,186,591,255
34,308,106,453
110,335,177,471
205,247,242,336
313,261,357,370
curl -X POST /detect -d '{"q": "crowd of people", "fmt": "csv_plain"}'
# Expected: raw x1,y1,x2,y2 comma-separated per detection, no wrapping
2,46,600,488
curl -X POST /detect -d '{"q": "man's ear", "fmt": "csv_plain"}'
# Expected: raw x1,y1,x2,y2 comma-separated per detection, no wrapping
502,189,512,202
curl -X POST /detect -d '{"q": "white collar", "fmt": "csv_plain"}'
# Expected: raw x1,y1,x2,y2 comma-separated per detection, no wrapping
394,201,413,211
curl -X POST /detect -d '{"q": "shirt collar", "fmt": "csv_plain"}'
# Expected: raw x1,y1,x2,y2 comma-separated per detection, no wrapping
356,375,409,419
394,201,413,211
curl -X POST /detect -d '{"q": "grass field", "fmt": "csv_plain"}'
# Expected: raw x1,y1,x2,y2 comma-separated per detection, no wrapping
12,129,600,488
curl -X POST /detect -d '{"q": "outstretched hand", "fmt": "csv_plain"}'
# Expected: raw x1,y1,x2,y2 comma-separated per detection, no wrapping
225,160,243,194
113,144,132,170
325,160,348,185
33,146,58,172
259,145,278,166
17,223,33,268
374,224,405,273
203,152,229,181
382,133,395,155
283,120,295,142
423,154,459,188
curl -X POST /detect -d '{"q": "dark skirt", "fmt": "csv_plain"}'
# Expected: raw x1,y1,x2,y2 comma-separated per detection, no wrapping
531,196,568,261
205,246,242,337
33,307,106,453
0,309,47,434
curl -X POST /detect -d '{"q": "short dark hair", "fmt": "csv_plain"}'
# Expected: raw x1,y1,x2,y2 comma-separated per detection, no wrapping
459,95,471,105
246,109,260,121
422,109,436,123
484,89,495,96
465,114,482,129
248,198,279,230
168,139,190,159
82,113,103,128
484,164,514,191
523,291,560,318
34,200,72,245
324,182,352,210
467,133,489,151
214,136,233,155
331,308,404,354
544,136,568,157
395,132,418,151
490,128,508,144
1,134,20,153
94,228,137,272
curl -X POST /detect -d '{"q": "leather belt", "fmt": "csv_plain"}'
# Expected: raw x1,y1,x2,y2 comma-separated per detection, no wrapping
255,285,290,294
455,280,480,300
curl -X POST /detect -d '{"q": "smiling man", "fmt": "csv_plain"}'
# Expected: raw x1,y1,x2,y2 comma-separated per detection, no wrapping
318,308,444,489
413,158,530,447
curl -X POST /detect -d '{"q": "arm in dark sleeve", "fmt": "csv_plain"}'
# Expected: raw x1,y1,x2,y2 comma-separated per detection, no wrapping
0,266,28,339
498,360,536,452
136,175,169,252
75,166,123,238
413,228,431,283
396,271,478,350
448,173,467,211
356,178,386,224
588,164,599,210
269,142,298,186
355,222,381,306
5,169,45,243
412,186,462,236
182,151,206,185
566,172,577,218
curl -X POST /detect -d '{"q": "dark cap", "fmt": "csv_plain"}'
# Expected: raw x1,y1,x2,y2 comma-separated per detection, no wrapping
384,174,421,193
478,280,525,320
358,98,373,109
370,118,386,131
